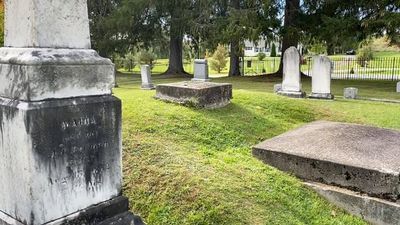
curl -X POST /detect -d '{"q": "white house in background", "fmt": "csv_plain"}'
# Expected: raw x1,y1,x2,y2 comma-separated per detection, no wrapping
244,38,281,57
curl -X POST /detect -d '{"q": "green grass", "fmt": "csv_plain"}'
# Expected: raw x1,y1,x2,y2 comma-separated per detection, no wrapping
374,51,400,58
116,75,400,224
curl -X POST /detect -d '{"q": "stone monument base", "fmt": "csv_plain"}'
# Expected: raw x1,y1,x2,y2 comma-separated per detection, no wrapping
0,197,144,225
155,81,232,109
191,78,211,82
309,93,334,100
277,90,306,98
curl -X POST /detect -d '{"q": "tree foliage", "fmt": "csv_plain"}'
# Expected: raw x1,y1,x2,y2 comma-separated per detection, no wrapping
210,44,228,73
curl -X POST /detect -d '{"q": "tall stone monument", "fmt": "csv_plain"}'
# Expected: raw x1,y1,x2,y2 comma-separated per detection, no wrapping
192,59,210,82
309,56,334,99
277,47,306,98
141,65,155,90
0,1,140,224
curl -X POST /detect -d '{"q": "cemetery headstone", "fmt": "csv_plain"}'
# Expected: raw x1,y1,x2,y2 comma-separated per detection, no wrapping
309,56,334,100
397,82,400,93
274,84,282,93
192,59,210,82
141,65,155,90
277,47,306,98
0,0,140,224
344,87,358,99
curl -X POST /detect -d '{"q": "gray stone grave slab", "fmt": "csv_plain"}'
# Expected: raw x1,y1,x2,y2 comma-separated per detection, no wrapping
253,121,400,201
192,59,210,82
0,0,140,224
155,81,232,109
344,87,358,99
141,65,155,90
309,56,334,100
277,47,306,98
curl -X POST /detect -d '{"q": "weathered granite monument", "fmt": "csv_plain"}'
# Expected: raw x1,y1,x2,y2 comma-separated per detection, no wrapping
277,47,306,98
344,87,359,99
309,56,334,99
141,65,155,90
0,1,141,224
192,59,210,82
397,82,400,93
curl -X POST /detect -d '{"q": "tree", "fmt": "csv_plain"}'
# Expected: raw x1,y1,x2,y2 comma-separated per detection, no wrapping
210,44,228,73
270,43,277,57
0,0,4,46
257,52,266,61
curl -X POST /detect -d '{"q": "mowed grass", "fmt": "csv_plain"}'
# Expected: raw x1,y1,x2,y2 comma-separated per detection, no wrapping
115,75,400,225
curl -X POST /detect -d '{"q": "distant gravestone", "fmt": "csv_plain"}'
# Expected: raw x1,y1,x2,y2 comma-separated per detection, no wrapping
310,56,334,100
274,84,282,93
0,0,140,224
277,47,306,98
141,65,155,90
344,87,358,99
397,82,400,93
192,59,210,82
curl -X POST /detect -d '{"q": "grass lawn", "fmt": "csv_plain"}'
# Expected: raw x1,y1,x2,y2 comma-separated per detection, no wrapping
115,74,400,225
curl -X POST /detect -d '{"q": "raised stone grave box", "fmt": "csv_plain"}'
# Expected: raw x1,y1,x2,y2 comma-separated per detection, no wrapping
344,87,358,99
155,81,232,109
253,121,400,225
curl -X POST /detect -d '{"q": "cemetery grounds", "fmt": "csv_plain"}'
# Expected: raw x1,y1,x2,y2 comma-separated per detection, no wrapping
116,74,400,225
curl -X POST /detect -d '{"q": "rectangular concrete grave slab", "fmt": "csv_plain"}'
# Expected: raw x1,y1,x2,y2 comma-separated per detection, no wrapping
253,121,400,201
140,65,155,90
192,59,210,82
0,96,123,224
310,56,334,100
278,46,306,98
344,87,358,99
306,182,400,225
155,81,232,109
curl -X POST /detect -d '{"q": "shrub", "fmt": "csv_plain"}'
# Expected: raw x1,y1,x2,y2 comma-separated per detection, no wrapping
138,50,156,66
257,52,266,61
357,45,374,67
210,44,228,73
270,43,277,57
123,52,136,71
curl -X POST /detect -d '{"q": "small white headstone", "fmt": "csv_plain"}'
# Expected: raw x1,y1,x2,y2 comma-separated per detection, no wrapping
141,65,155,90
344,87,358,99
192,59,210,82
310,56,334,99
397,82,400,93
278,47,305,98
274,84,282,93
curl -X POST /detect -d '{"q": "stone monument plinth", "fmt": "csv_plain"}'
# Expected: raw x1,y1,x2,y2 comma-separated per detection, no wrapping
0,1,142,224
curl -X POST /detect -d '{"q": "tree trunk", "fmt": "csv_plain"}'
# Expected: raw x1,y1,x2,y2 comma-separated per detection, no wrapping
276,0,300,76
229,40,241,77
228,0,241,77
164,19,187,76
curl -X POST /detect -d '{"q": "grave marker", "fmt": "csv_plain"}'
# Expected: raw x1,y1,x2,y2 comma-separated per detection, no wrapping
310,56,334,99
141,65,155,90
192,59,210,82
0,0,140,224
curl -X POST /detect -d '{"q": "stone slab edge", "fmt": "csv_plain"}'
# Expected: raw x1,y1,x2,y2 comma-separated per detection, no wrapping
305,182,400,225
277,90,306,98
0,197,145,225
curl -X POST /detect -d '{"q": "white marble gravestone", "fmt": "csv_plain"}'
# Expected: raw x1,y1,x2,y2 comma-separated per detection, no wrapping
192,59,210,82
141,65,155,90
310,56,334,99
397,82,400,93
0,1,139,225
344,87,359,99
277,47,306,98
